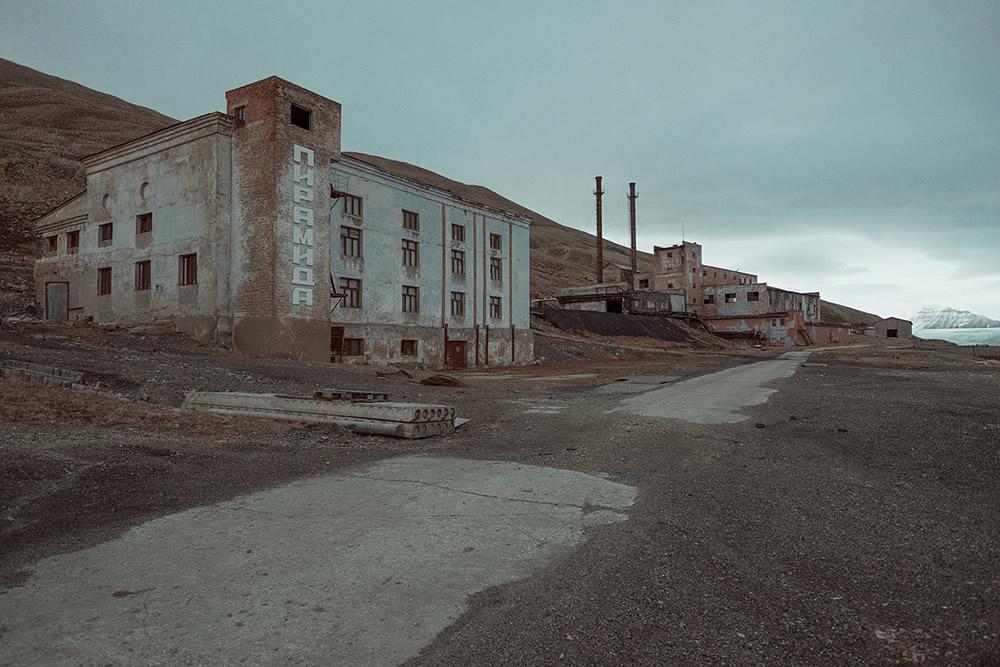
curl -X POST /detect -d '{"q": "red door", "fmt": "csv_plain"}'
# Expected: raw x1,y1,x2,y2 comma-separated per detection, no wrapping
445,341,466,370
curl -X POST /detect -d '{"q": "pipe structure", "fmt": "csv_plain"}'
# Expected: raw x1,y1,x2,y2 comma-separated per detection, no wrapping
628,182,638,283
595,176,604,283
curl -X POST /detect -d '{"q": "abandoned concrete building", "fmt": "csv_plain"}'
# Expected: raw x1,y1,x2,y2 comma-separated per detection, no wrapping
559,240,850,347
33,77,533,368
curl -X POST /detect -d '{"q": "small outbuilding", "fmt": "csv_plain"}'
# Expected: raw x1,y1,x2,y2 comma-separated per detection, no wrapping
873,317,912,339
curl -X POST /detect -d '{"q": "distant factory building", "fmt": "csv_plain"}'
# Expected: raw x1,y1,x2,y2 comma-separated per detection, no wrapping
871,317,912,339
33,77,532,368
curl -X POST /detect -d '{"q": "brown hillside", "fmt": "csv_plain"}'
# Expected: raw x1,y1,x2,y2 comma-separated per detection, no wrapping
0,58,176,247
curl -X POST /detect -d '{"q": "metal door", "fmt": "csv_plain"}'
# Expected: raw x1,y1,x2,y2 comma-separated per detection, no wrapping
330,326,344,363
45,282,68,320
445,340,466,370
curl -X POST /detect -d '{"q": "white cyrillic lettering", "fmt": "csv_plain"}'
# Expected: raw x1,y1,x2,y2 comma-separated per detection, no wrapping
293,185,314,203
293,227,314,246
293,247,314,266
293,165,314,186
293,145,315,167
292,287,314,305
293,206,314,226
292,267,315,286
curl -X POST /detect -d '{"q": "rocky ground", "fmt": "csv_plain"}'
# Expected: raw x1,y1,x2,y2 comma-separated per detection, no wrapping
1,321,998,664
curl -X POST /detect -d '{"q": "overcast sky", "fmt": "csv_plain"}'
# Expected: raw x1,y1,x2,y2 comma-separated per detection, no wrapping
5,0,999,319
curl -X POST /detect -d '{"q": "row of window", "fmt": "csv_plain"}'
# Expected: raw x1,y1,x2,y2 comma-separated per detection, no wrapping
341,338,418,357
336,279,503,318
339,198,504,251
705,291,760,305
46,213,153,254
96,253,197,296
340,227,504,280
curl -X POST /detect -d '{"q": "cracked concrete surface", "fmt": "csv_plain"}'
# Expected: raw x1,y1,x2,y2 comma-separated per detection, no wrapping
615,350,812,423
0,455,636,666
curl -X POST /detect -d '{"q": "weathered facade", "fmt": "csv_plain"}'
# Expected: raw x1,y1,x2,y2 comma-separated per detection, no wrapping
34,77,532,367
871,317,912,339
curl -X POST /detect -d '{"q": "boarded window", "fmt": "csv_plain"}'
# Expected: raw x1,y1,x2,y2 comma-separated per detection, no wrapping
490,257,502,282
179,253,198,286
489,296,502,319
401,339,418,356
340,278,361,308
136,213,152,234
451,249,465,275
343,195,363,218
135,260,151,291
97,266,112,295
343,338,364,355
451,224,465,243
290,104,311,130
402,239,419,267
98,223,113,246
341,226,362,257
489,233,502,250
402,285,419,313
451,291,465,317
402,209,419,231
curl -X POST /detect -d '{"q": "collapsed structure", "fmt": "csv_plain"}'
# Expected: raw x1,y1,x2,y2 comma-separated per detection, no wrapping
33,77,532,367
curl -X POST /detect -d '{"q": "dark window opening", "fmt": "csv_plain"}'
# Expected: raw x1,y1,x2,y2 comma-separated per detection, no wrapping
402,239,419,267
402,285,419,313
340,278,362,308
401,340,418,356
179,253,198,286
451,224,465,243
606,299,623,313
135,260,151,291
136,213,152,234
704,294,715,304
451,291,465,317
234,105,247,128
638,279,649,289
46,235,57,253
98,266,112,295
747,291,759,302
489,296,502,319
343,338,364,355
403,209,419,231
490,257,502,282
489,233,502,250
887,329,898,338
451,249,465,275
99,223,113,246
67,230,80,251
341,226,362,257
290,104,311,130
725,293,737,303
343,195,363,218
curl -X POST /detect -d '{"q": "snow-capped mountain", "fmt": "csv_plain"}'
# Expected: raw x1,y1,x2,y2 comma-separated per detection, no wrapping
912,308,1000,329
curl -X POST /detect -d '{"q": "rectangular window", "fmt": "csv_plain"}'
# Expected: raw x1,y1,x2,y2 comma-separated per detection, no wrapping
98,222,113,246
725,293,737,303
748,291,760,302
704,294,716,304
490,257,502,282
341,226,362,257
290,104,311,130
136,213,152,234
402,285,419,313
451,224,465,243
489,233,502,250
402,239,419,267
343,338,364,355
402,209,419,231
401,340,418,356
489,296,502,320
340,278,362,308
451,249,465,275
638,279,649,288
135,260,151,291
97,267,112,295
451,291,465,317
46,235,57,253
179,253,198,286
67,230,80,251
234,105,247,128
343,195,363,218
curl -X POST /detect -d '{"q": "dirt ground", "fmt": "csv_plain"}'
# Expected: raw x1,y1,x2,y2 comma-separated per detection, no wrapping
2,320,998,664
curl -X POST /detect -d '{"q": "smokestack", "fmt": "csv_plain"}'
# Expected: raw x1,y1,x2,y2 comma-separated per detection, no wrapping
628,182,638,284
595,176,604,283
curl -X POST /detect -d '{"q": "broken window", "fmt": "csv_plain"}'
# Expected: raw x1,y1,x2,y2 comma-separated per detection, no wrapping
179,253,198,286
233,105,247,128
451,291,465,317
401,339,418,356
489,233,502,251
490,257,502,282
136,213,152,235
67,230,80,252
638,279,649,289
402,239,419,267
748,291,759,302
341,226,362,257
451,249,465,275
290,104,310,130
489,296,502,319
667,283,673,289
704,294,715,304
46,235,57,253
451,224,465,243
97,266,112,295
135,260,151,291
340,278,361,308
98,223,113,247
725,293,737,303
402,209,419,231
402,285,419,313
343,338,363,355
343,195,363,218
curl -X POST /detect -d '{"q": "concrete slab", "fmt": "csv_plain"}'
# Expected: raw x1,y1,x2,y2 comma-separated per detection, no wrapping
0,455,636,667
614,350,811,424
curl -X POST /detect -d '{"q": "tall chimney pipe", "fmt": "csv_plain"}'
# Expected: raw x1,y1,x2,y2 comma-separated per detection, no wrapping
628,182,638,285
595,176,604,283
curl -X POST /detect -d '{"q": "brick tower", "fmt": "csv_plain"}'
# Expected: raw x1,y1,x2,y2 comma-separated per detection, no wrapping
225,77,341,361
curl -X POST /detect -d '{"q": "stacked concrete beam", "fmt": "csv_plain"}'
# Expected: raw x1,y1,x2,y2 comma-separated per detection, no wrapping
1,361,85,388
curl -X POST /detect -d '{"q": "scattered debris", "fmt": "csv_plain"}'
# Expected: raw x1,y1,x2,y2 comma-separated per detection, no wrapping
375,367,414,380
755,422,766,429
419,375,465,387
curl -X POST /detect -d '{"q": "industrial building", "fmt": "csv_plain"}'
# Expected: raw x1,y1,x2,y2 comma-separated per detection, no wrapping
33,77,533,367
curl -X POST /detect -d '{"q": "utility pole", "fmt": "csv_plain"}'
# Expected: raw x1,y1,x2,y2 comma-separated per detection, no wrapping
595,176,604,283
628,182,638,284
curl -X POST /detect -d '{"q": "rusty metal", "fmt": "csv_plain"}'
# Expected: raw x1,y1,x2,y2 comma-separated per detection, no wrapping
595,176,604,283
628,182,637,282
